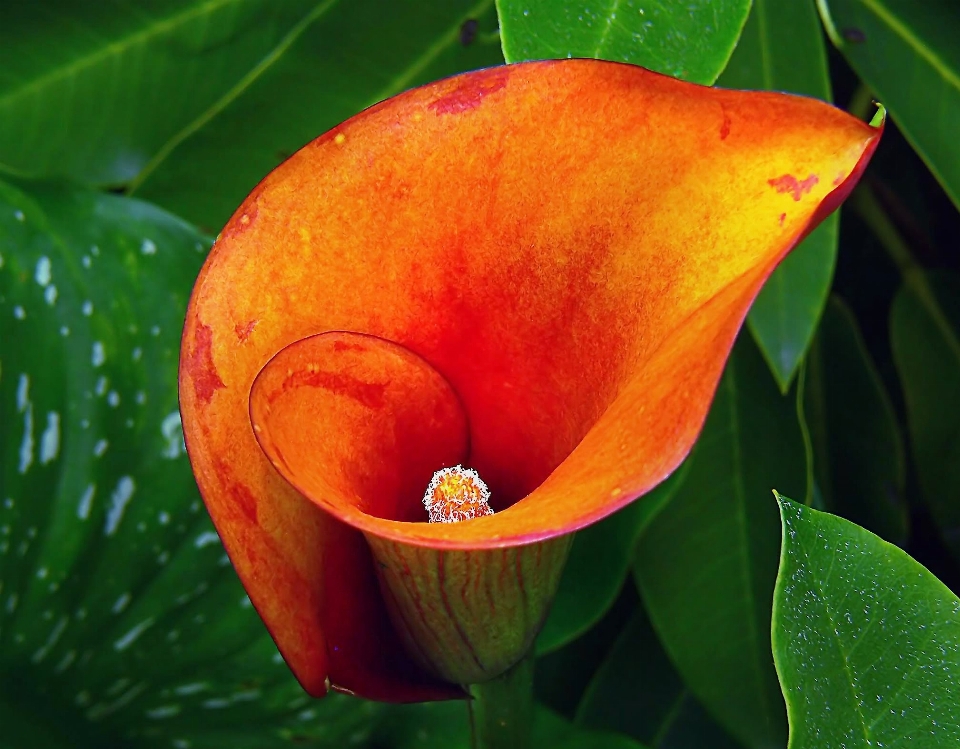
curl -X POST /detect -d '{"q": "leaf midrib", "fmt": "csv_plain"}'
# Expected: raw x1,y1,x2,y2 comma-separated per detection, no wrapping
793,520,874,745
857,0,960,94
0,0,246,109
593,0,624,58
129,0,496,194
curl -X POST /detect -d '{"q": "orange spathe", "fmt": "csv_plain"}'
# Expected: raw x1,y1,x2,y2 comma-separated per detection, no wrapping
179,59,881,700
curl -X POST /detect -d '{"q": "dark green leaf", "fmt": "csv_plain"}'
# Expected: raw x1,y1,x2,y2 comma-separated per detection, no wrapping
633,332,804,749
495,0,751,84
773,495,960,748
0,179,377,747
0,1,321,185
717,0,838,390
576,608,742,749
0,2,504,231
804,295,908,544
537,462,689,655
819,0,960,210
371,702,649,749
890,271,960,556
133,1,504,231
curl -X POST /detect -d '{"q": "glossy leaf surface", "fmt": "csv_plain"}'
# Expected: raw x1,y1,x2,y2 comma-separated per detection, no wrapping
180,58,880,699
496,0,751,84
890,272,960,556
774,496,960,748
820,0,960,209
576,608,741,749
0,179,375,747
633,333,804,749
805,296,907,544
0,1,320,185
718,0,839,390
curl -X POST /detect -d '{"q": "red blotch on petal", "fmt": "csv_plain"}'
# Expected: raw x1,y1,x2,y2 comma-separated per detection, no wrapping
720,111,731,140
272,369,387,410
235,320,258,343
186,323,225,404
333,340,368,353
231,481,260,525
428,68,510,115
768,173,820,201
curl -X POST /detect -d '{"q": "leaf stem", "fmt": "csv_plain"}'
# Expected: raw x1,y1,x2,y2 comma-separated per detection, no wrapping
467,653,535,749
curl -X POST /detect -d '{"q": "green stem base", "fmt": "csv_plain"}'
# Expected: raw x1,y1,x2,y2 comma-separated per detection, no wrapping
467,653,535,749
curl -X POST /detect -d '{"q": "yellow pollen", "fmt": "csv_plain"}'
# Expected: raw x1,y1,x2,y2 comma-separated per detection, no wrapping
423,465,494,524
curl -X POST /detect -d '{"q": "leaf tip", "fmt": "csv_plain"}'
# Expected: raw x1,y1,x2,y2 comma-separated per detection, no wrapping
773,490,802,526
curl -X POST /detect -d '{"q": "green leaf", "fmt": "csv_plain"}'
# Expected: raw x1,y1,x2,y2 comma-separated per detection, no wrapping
804,296,908,544
717,0,838,390
890,271,960,556
818,0,960,210
576,608,742,749
0,2,504,231
495,0,751,84
633,332,804,749
371,702,649,749
536,462,689,655
773,495,960,747
132,1,504,231
0,179,378,747
0,1,322,185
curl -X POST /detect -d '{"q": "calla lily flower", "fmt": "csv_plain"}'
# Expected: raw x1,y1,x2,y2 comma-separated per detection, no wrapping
179,59,881,702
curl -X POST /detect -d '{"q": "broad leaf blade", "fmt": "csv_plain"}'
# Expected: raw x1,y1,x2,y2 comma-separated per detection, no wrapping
134,0,504,231
0,1,321,185
804,295,908,544
633,332,802,749
0,2,505,232
495,0,751,84
0,180,377,747
718,0,838,390
576,608,742,749
371,702,650,749
774,495,960,748
820,0,960,210
537,463,689,655
890,271,960,557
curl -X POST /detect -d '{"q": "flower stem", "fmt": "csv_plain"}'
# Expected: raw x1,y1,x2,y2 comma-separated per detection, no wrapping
467,653,535,749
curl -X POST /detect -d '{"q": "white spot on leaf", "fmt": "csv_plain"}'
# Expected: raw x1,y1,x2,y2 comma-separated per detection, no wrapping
92,342,106,367
161,412,184,459
40,412,60,464
104,477,135,536
34,257,51,286
113,618,154,651
112,592,131,614
193,531,219,549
